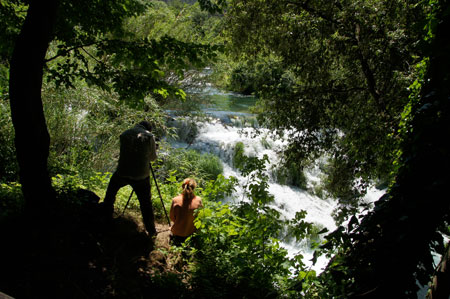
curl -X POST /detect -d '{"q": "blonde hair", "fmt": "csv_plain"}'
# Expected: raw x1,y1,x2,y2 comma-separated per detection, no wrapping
182,178,197,201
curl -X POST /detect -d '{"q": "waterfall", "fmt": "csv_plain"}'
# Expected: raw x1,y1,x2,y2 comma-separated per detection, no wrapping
168,114,385,273
165,85,386,273
165,87,446,298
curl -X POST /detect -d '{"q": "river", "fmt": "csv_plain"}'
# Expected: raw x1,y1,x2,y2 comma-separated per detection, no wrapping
162,81,450,297
165,85,388,274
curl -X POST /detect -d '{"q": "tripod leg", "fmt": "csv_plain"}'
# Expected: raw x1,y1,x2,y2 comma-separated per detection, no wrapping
121,189,134,216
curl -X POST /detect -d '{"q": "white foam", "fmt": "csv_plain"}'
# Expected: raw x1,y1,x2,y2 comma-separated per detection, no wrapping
171,116,385,273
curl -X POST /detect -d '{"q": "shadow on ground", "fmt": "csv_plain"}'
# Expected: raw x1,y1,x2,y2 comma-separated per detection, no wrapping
0,190,187,298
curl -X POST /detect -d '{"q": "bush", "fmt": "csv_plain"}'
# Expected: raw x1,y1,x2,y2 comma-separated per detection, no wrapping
226,57,290,97
156,148,223,186
228,63,257,95
0,182,24,223
50,171,174,223
186,157,313,298
0,101,18,182
232,141,245,169
0,64,8,101
42,82,168,180
272,162,308,189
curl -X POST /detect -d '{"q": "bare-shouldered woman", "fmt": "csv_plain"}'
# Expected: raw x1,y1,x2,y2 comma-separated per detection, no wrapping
169,178,202,246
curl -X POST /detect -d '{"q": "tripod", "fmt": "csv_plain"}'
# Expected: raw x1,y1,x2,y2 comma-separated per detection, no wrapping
122,164,171,226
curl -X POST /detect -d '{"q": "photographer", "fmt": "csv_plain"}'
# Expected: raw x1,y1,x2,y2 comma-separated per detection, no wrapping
103,120,158,236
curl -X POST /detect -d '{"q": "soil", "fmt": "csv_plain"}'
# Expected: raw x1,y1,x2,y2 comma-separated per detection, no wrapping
0,195,189,298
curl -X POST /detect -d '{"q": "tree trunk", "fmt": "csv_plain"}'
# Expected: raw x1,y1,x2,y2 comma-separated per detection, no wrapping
9,0,59,212
427,242,450,299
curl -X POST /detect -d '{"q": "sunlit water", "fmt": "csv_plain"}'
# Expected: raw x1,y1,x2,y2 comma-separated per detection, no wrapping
166,88,388,273
177,118,387,272
167,83,444,297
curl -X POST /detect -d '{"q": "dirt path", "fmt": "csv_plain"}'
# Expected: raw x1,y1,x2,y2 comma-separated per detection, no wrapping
139,221,187,276
0,205,189,298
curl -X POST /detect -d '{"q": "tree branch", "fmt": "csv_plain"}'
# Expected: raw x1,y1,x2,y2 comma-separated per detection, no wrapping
45,41,102,63
352,24,385,113
80,47,102,64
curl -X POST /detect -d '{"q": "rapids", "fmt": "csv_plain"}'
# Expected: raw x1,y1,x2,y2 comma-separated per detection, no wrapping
164,82,447,298
166,88,385,273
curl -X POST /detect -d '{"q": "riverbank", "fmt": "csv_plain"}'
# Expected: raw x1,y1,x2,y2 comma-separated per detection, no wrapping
0,199,189,298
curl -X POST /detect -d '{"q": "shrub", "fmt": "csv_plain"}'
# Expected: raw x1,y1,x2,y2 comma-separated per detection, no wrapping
272,162,308,189
226,57,290,97
232,141,245,169
42,82,167,180
156,148,223,186
0,182,24,223
0,101,18,182
184,155,315,298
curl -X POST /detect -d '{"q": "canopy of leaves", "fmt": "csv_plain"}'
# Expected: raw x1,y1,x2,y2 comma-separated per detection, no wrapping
0,0,27,63
225,0,427,215
0,0,222,105
312,1,450,296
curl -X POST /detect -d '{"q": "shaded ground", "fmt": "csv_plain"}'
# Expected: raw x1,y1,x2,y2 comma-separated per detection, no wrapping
0,191,188,298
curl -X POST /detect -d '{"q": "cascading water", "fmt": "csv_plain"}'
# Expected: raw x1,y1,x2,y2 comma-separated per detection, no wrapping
170,116,384,272
165,85,449,297
167,86,385,273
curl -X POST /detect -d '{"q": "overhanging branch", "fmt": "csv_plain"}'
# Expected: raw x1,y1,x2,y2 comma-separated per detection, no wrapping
45,41,103,63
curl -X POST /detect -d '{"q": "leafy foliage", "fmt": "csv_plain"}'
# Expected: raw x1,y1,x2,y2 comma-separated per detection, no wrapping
186,154,317,298
43,0,223,104
2,0,449,297
197,0,227,14
307,1,450,297
41,81,168,179
224,0,427,218
1,0,223,105
156,147,224,186
0,181,23,223
0,100,18,182
232,141,245,169
0,0,26,63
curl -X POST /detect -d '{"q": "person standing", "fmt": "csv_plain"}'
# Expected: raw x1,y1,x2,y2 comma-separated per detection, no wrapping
103,121,158,236
170,178,203,246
